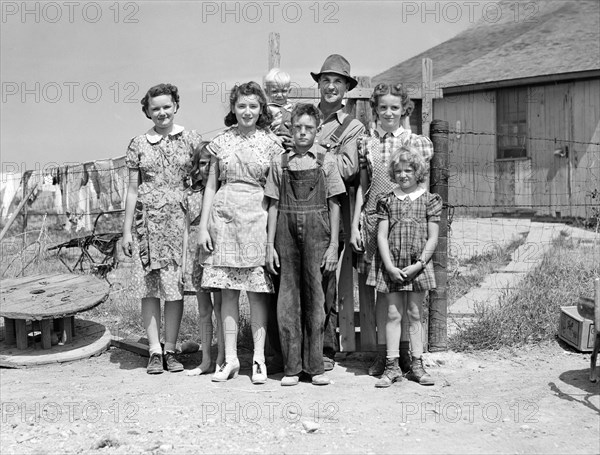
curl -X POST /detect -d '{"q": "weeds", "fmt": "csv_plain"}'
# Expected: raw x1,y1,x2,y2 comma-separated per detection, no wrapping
450,236,599,351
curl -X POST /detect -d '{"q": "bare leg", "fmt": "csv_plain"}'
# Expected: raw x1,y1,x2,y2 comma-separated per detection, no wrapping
187,291,214,375
142,297,162,355
221,289,240,363
163,299,183,353
248,291,269,364
405,291,425,359
383,292,403,358
213,292,225,367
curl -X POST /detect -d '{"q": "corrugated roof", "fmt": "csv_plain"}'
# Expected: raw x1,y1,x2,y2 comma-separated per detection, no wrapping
373,0,600,89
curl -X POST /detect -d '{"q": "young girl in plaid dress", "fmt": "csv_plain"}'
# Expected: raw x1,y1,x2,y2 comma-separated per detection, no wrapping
367,145,442,388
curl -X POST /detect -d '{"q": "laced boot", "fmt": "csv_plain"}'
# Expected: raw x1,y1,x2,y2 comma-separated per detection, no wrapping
406,356,434,386
375,358,403,388
399,349,412,374
368,352,386,376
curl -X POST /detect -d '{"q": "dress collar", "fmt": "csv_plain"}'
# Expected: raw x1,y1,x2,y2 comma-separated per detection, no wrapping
145,124,184,144
394,187,425,201
375,125,407,138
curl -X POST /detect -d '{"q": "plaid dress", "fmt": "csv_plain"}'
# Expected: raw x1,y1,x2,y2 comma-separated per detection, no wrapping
356,127,434,274
366,189,442,293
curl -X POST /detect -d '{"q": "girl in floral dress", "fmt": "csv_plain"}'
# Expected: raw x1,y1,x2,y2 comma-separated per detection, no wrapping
349,83,434,378
122,83,202,374
367,146,442,388
198,82,282,384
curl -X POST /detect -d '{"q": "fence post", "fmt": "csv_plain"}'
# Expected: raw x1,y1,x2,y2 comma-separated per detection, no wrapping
429,120,449,351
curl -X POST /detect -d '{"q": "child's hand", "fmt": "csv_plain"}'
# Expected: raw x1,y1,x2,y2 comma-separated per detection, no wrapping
275,127,293,151
198,228,213,253
387,267,407,283
266,244,279,275
121,232,133,257
350,226,364,253
321,245,338,272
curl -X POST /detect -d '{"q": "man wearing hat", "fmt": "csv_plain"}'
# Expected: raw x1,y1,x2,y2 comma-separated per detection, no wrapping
310,54,365,370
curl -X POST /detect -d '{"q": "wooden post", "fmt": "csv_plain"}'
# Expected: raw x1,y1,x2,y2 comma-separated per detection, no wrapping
0,183,39,243
15,319,28,350
4,318,16,344
421,58,433,139
40,319,52,349
429,120,449,351
268,32,280,70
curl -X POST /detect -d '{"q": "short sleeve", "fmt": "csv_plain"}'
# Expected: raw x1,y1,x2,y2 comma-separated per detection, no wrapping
206,131,227,159
323,155,346,199
125,137,140,169
409,133,434,163
264,153,283,200
375,193,392,220
426,192,443,222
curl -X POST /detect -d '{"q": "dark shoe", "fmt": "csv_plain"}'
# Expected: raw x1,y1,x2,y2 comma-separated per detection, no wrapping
399,350,412,374
368,353,385,376
375,358,403,388
323,355,335,371
406,357,434,386
147,353,164,374
164,351,184,373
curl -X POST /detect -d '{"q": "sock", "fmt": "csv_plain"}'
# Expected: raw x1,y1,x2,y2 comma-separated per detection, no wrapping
149,343,162,356
163,342,176,353
400,341,410,353
386,350,400,359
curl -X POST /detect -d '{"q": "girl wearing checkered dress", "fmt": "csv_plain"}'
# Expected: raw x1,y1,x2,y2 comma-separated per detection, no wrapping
367,146,442,388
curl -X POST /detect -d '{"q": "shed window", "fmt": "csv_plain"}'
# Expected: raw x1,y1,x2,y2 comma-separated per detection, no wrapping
496,87,527,159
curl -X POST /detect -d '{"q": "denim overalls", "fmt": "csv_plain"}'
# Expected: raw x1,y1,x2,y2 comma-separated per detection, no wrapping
276,151,331,376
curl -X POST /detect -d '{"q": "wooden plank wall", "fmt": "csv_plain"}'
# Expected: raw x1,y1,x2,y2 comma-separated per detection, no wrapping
570,79,600,219
433,91,496,216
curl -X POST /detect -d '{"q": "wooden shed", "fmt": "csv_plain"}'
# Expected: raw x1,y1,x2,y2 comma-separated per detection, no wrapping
374,0,600,219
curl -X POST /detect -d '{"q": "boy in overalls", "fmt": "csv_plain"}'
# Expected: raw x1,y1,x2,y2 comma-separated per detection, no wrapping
265,103,346,386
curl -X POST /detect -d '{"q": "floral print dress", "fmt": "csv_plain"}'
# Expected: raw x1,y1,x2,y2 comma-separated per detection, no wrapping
125,125,201,300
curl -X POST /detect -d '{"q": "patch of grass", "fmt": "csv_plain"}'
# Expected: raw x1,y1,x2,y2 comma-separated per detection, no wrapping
450,236,599,351
448,234,527,304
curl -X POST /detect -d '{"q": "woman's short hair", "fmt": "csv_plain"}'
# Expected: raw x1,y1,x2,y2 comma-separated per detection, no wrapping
370,83,414,119
141,83,180,119
264,68,291,87
388,145,428,184
224,81,273,129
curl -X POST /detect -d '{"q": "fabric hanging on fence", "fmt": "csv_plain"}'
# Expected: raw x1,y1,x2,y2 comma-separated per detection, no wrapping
67,164,84,215
93,159,116,211
1,171,22,219
111,156,126,209
59,165,69,213
83,161,99,210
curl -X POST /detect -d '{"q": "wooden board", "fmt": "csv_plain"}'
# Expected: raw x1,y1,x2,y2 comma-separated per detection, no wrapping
0,319,111,368
1,273,109,320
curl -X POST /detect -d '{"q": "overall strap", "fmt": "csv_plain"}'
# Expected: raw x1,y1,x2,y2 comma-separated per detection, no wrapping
316,151,326,167
281,152,290,170
319,115,354,151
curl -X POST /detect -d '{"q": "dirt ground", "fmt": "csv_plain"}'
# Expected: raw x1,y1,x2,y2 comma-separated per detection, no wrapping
1,340,599,454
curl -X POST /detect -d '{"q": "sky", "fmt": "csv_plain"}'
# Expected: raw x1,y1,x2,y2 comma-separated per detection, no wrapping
1,1,490,173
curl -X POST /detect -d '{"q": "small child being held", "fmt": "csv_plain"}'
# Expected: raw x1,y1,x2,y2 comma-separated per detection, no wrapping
185,141,224,376
367,145,442,388
264,68,293,136
265,103,345,386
